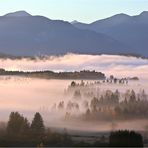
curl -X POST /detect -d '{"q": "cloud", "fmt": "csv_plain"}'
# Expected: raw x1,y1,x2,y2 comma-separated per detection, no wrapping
0,53,148,78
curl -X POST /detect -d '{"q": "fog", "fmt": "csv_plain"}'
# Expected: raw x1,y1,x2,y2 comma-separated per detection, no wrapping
0,76,147,132
0,54,148,132
0,77,69,120
0,54,148,78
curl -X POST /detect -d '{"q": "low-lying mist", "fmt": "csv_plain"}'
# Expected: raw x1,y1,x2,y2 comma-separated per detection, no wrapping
0,53,148,132
0,53,148,78
0,76,148,132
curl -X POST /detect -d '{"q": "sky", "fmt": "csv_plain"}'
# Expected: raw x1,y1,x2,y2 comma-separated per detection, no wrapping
0,0,148,23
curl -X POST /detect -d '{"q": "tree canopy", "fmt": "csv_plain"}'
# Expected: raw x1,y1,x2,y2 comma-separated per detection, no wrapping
31,112,45,135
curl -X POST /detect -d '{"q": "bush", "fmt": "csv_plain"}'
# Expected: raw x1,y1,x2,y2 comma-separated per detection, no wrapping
109,130,143,147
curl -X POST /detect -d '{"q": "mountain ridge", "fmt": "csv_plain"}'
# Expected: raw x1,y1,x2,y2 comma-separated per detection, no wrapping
4,10,32,17
0,11,147,57
0,10,132,56
72,11,148,57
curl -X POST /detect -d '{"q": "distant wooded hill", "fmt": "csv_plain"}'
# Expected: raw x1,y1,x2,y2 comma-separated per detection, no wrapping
0,69,106,80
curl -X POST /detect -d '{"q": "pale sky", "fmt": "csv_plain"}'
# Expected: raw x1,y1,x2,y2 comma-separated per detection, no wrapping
0,0,148,23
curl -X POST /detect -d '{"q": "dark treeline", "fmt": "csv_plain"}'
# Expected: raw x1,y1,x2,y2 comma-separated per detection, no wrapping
0,112,144,147
109,130,143,147
0,112,72,147
0,68,105,80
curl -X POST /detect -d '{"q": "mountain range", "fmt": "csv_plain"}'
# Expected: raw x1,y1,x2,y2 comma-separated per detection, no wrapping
0,10,147,57
73,11,148,57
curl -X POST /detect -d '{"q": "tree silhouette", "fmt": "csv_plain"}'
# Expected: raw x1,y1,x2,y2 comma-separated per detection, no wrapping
20,117,30,135
71,81,76,87
7,112,30,136
31,112,45,135
73,90,81,99
109,130,143,147
129,90,136,102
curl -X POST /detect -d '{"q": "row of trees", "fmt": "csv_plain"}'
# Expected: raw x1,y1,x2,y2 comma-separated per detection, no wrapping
0,111,144,147
70,75,130,89
7,112,44,137
0,69,106,80
56,86,148,120
83,89,148,120
0,112,72,147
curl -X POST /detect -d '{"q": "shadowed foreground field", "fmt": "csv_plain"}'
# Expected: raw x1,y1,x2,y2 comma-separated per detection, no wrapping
0,111,144,147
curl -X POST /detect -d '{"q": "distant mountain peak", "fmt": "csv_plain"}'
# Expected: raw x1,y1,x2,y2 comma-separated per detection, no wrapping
5,11,31,17
140,11,148,16
71,20,80,24
90,13,130,26
111,13,130,19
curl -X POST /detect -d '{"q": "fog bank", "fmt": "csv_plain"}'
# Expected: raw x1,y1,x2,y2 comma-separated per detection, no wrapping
0,54,147,78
